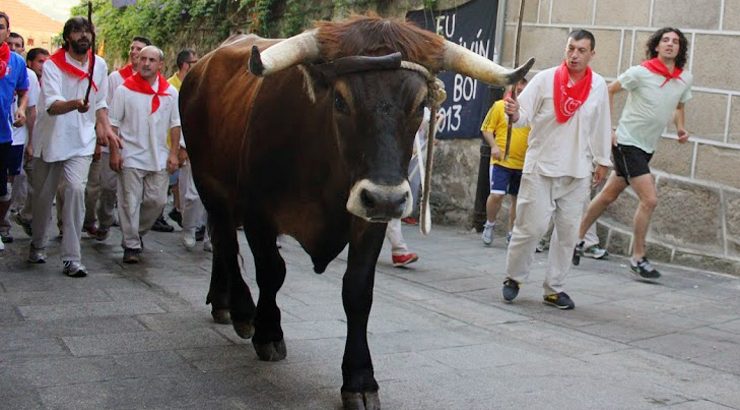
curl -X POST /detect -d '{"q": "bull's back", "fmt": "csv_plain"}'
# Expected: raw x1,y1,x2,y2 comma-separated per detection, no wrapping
179,35,278,205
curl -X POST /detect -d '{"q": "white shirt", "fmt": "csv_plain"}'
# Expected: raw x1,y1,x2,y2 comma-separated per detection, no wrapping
514,66,612,178
11,68,39,146
107,70,125,107
109,79,180,172
103,69,128,154
616,65,693,154
34,52,109,162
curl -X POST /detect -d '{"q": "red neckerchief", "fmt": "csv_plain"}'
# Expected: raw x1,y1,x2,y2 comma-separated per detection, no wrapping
0,42,10,80
553,61,592,123
48,48,98,91
118,63,134,79
641,57,683,87
122,72,170,114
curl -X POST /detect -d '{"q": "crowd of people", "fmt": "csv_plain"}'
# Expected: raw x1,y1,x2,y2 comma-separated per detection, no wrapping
0,13,209,276
0,11,692,310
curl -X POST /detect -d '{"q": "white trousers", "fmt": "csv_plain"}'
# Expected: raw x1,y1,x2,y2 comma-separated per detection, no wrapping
84,152,117,229
31,156,92,262
178,162,207,236
385,218,409,255
117,168,169,250
505,173,591,295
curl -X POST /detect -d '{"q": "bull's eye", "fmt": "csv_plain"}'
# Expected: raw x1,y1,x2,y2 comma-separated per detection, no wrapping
334,92,350,115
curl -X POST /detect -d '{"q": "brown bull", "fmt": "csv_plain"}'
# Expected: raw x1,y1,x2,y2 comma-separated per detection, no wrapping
179,15,533,410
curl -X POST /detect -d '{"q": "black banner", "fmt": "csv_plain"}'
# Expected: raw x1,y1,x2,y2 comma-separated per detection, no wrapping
407,0,500,139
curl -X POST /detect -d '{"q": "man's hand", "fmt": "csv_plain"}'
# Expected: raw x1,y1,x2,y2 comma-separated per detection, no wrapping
503,96,520,123
24,143,33,163
167,152,179,174
93,144,102,161
611,129,618,147
490,145,503,161
76,99,90,113
593,164,608,187
109,152,123,172
177,147,189,167
97,127,123,150
12,109,26,127
677,129,689,144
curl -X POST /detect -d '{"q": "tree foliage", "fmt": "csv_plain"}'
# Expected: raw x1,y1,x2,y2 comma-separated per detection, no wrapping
69,0,434,68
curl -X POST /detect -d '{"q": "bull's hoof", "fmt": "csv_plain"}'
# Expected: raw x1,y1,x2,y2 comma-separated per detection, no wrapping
341,391,380,410
211,308,232,325
252,338,287,361
233,320,255,339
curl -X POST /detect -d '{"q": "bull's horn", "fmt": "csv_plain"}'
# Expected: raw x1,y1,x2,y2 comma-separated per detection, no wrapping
442,40,535,86
249,29,321,77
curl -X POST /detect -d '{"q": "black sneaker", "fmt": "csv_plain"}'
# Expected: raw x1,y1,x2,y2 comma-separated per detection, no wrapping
543,292,575,310
151,215,174,232
502,278,520,302
168,208,183,228
123,248,141,264
572,241,584,266
630,257,661,282
195,225,205,242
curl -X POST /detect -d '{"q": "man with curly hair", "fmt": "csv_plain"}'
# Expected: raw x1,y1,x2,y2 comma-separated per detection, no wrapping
576,27,693,282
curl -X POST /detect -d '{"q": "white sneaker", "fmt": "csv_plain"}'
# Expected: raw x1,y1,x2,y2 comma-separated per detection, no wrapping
481,222,495,246
182,234,196,251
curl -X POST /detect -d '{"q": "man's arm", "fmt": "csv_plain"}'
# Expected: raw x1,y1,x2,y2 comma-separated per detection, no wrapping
24,106,37,162
13,90,28,127
674,102,689,143
95,108,122,149
607,80,623,146
108,125,123,172
167,127,181,174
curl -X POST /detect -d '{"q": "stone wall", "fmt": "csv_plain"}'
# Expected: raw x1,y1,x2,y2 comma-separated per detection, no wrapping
430,0,740,274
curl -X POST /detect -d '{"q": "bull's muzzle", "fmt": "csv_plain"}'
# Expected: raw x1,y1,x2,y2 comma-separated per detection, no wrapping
346,179,413,222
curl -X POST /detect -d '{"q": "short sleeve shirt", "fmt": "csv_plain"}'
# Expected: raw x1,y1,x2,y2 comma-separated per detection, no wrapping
11,69,39,146
0,52,30,144
616,65,693,153
480,100,530,169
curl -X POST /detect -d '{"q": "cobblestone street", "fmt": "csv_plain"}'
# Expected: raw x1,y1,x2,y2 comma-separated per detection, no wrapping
1,221,739,409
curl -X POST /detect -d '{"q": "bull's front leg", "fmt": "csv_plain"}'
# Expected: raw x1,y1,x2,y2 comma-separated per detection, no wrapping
340,220,385,410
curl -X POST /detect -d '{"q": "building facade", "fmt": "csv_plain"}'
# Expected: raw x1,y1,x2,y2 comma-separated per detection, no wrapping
427,0,740,274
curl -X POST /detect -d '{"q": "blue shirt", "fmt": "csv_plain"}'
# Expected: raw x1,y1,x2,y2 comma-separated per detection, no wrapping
1,52,29,144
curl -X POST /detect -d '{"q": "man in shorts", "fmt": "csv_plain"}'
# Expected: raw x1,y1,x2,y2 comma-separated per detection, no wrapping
576,27,692,281
480,78,529,246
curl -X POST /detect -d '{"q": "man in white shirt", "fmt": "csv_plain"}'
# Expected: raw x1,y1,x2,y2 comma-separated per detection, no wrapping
84,35,151,241
577,27,693,282
30,17,120,277
109,45,180,264
502,29,612,310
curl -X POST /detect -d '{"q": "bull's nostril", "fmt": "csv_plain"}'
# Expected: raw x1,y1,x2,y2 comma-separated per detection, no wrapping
360,189,376,209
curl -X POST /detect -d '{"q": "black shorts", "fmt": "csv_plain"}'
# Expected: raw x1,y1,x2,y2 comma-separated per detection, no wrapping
612,144,653,183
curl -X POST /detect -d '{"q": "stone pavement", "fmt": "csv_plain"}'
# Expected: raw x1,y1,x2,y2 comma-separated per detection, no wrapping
1,220,739,409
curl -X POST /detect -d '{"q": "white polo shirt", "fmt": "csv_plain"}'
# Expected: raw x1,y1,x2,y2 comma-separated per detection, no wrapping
616,65,693,154
109,79,180,172
34,52,109,162
514,66,612,178
11,68,39,146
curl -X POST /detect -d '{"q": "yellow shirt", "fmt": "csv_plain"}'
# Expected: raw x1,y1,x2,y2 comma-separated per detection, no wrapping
480,100,530,169
166,73,183,147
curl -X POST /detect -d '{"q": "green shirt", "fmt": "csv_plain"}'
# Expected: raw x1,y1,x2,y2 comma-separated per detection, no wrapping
616,65,692,153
